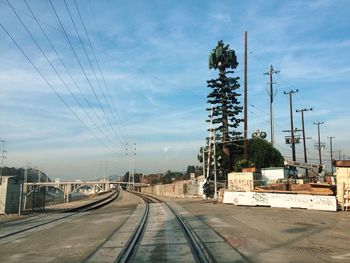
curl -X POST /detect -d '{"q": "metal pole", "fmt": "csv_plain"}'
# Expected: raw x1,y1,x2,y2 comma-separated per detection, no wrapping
243,31,248,159
202,146,206,178
314,122,324,164
24,166,28,210
206,108,213,183
0,140,5,184
269,68,273,145
318,124,321,164
328,136,335,176
18,181,23,215
213,131,217,199
264,66,279,146
296,108,313,176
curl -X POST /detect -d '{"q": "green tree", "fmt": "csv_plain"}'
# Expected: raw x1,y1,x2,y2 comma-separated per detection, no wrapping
184,165,195,179
233,138,284,171
207,40,243,178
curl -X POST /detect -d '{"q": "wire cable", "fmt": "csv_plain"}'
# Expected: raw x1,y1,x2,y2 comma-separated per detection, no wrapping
20,0,117,147
72,0,126,143
62,0,117,138
48,0,124,145
0,22,118,154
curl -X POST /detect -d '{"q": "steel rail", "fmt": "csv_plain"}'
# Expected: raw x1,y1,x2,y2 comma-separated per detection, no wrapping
116,192,150,263
124,191,212,263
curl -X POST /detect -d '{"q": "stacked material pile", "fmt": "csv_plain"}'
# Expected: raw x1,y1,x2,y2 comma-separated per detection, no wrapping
254,183,334,196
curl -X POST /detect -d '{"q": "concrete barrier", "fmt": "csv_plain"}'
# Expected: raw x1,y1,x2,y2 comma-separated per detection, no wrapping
223,191,337,212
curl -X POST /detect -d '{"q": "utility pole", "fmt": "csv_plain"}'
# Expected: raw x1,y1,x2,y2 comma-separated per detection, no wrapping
126,140,136,188
284,89,298,161
327,136,335,176
202,107,214,199
23,163,30,211
213,130,217,200
264,65,279,146
206,107,214,184
0,140,6,184
202,146,206,178
105,160,108,179
337,150,341,160
314,121,324,165
296,108,313,175
243,31,248,160
99,161,103,178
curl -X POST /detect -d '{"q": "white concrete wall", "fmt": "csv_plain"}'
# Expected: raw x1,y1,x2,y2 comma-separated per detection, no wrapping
223,191,337,211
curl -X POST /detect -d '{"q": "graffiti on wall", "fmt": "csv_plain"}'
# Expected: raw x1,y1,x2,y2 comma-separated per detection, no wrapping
223,191,337,212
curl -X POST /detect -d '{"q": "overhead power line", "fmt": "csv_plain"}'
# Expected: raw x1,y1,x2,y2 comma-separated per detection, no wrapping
72,0,126,143
48,0,124,145
19,0,117,147
0,22,118,154
0,0,205,102
62,0,117,137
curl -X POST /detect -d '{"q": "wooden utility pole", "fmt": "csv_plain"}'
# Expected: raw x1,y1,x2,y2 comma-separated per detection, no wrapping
296,108,313,175
243,31,248,160
327,136,335,176
264,65,279,146
314,121,324,164
284,90,298,161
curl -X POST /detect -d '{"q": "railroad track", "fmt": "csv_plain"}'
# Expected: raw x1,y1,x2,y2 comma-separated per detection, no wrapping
85,191,213,262
0,190,120,244
119,191,212,262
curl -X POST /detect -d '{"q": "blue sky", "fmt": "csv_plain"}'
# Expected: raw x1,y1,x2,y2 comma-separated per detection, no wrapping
0,0,349,180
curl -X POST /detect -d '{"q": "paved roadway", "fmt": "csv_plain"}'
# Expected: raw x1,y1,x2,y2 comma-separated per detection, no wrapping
0,191,349,262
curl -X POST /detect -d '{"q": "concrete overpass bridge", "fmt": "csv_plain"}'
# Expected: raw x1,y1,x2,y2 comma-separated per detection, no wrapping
24,180,147,203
